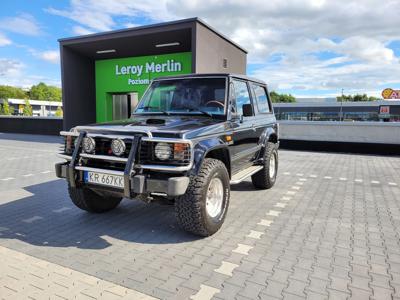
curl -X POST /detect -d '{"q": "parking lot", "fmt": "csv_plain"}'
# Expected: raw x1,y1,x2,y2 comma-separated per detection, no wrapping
0,133,399,300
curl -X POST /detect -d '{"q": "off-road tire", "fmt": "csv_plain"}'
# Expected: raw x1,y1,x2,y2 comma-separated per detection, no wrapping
251,142,278,189
68,185,122,213
175,158,230,236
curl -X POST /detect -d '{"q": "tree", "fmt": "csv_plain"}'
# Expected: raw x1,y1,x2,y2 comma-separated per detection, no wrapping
55,106,63,117
29,82,62,101
270,91,296,103
22,100,33,116
0,85,27,100
337,94,379,102
2,100,11,115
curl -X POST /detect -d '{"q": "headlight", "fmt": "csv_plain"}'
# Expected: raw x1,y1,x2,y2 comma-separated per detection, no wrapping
82,137,96,153
154,142,172,160
111,139,126,156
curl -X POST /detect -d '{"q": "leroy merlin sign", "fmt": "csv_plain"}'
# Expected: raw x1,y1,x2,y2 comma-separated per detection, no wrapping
96,52,191,87
115,59,184,83
95,52,191,122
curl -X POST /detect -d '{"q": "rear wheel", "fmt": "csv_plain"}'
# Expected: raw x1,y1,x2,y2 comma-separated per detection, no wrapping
175,158,230,236
68,185,122,213
251,142,278,189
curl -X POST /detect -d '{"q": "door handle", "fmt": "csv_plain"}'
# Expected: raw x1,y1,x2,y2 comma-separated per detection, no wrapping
252,124,256,132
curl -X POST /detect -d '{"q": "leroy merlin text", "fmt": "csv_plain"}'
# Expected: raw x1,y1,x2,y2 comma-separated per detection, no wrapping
115,60,182,77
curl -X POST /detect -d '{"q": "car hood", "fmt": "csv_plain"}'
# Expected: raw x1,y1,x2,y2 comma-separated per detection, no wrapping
75,115,227,138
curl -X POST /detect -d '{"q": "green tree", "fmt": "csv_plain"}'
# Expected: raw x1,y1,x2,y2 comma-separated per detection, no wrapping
22,100,33,116
270,91,296,103
2,100,11,115
0,85,27,100
337,94,379,102
368,96,380,101
55,106,63,117
29,82,62,101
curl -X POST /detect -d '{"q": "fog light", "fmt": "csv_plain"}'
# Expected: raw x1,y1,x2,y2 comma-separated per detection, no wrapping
111,139,126,156
82,137,96,153
155,142,172,160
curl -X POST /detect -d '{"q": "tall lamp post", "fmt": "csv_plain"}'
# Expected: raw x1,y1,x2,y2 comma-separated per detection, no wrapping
339,88,344,122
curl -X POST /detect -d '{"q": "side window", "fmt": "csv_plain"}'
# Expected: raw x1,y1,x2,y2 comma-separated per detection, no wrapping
233,80,252,116
229,82,237,115
251,84,271,113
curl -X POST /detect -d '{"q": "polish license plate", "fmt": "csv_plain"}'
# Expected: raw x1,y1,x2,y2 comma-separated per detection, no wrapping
84,171,124,189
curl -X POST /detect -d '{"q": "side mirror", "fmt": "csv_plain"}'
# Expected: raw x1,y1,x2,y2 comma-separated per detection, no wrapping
242,103,253,117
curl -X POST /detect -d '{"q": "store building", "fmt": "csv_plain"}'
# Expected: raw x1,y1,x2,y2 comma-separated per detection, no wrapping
59,18,247,130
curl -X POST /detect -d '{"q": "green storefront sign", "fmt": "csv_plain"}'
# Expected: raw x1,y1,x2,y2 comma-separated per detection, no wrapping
95,52,192,122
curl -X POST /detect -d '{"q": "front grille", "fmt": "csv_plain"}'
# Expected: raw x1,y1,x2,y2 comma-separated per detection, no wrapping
82,159,126,172
139,141,191,166
80,137,134,171
91,138,132,158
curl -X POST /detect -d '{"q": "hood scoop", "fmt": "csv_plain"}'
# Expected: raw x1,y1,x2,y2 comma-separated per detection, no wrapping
146,118,166,125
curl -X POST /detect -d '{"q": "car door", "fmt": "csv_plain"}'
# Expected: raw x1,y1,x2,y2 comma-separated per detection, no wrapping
249,82,277,145
229,79,260,174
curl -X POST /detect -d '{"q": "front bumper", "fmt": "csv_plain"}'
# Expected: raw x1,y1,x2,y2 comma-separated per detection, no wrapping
55,162,189,197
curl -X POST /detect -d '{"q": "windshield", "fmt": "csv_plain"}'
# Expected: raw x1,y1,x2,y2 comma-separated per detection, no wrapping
135,77,227,116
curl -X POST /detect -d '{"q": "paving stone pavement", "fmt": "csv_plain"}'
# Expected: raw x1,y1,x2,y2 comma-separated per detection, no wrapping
0,133,399,299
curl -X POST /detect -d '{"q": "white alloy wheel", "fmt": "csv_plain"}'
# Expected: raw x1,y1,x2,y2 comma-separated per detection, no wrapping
269,152,276,179
205,177,224,218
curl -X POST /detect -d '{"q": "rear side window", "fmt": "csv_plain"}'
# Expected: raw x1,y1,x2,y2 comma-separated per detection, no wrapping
251,84,271,113
233,80,252,116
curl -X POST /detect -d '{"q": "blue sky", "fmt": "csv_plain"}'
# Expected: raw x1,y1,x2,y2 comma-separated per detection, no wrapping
0,0,399,98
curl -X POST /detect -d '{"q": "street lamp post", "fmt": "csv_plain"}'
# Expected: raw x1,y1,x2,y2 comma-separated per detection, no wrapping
339,88,344,122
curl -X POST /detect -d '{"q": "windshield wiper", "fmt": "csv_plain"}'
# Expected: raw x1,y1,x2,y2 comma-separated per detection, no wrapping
139,106,170,115
178,105,213,117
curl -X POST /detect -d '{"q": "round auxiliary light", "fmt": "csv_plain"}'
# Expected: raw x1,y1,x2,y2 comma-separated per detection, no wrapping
82,137,96,153
154,142,172,160
111,139,126,156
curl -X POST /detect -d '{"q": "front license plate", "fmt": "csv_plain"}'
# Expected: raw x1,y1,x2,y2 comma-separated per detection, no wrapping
84,171,124,189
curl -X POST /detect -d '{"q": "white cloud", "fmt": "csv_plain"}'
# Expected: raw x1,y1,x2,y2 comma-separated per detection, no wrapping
72,25,94,36
45,0,400,95
27,48,60,64
0,58,60,88
38,50,60,64
0,33,11,46
0,58,23,78
0,13,41,36
46,0,170,32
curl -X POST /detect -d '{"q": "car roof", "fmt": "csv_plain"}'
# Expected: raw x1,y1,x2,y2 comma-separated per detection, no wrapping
152,73,267,86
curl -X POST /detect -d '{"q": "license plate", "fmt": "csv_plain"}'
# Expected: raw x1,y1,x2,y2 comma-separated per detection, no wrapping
84,171,124,189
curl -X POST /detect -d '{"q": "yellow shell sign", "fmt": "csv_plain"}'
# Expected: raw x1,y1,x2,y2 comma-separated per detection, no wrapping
382,88,400,99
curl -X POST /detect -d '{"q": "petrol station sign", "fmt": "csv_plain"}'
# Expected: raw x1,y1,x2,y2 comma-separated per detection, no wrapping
382,88,400,99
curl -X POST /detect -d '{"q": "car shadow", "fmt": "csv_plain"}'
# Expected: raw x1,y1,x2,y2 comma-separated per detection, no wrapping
0,179,200,250
230,181,256,192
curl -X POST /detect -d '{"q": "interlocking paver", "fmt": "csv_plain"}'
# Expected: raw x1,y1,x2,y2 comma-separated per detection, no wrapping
261,280,287,299
1,134,400,299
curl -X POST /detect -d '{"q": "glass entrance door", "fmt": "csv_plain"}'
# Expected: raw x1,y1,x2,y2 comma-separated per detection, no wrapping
112,92,139,120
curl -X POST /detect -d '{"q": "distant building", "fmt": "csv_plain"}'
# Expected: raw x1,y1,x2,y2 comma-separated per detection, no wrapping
295,97,337,103
273,100,400,122
0,98,62,117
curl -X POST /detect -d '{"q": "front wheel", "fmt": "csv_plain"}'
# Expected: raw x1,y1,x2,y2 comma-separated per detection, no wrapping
68,185,122,213
175,158,230,236
251,142,278,189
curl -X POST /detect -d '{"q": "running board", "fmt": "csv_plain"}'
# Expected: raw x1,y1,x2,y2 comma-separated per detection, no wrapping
230,165,263,184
